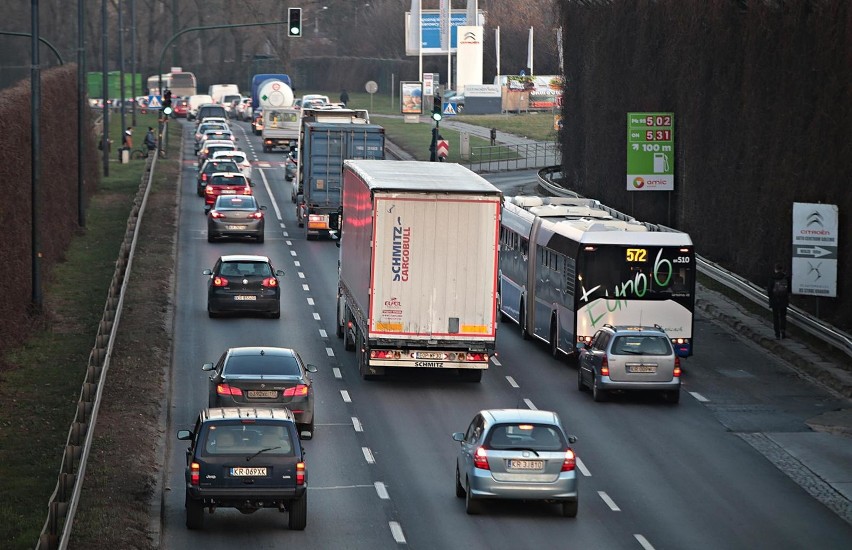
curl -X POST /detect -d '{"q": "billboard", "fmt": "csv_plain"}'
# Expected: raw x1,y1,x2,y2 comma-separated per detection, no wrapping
626,113,675,191
456,26,483,91
406,10,484,55
400,82,423,115
791,203,838,297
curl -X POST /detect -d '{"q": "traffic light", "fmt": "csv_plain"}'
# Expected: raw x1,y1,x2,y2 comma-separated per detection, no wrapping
288,7,302,37
432,95,442,124
162,89,173,115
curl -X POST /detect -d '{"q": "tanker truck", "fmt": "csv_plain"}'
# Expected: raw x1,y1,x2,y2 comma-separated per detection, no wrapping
258,80,299,153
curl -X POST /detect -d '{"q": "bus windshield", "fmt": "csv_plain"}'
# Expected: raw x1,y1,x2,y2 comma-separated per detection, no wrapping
578,245,694,302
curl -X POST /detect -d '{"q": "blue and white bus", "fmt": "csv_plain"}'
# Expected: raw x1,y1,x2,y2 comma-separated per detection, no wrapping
499,196,695,358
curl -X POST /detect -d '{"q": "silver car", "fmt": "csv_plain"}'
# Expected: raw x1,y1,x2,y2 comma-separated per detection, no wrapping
576,324,683,403
452,409,579,516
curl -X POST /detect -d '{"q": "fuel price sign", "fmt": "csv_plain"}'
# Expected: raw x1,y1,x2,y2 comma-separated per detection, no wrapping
627,112,675,191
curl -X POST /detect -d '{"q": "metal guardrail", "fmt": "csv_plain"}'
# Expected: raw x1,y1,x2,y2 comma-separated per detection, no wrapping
466,142,559,172
536,166,852,360
36,131,163,549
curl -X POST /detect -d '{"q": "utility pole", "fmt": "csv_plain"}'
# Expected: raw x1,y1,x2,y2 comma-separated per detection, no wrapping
130,0,137,126
31,0,43,309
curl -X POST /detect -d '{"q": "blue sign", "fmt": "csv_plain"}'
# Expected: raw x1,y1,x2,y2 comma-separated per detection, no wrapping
421,12,468,51
442,102,459,116
147,95,162,108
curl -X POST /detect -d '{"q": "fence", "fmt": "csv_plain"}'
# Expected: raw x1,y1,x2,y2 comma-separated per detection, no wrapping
465,141,559,172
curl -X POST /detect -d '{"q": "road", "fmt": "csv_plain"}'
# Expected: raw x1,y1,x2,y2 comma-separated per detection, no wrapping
161,119,852,549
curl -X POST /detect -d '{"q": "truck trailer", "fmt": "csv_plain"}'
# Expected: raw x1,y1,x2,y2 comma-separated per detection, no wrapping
295,108,384,239
336,160,502,382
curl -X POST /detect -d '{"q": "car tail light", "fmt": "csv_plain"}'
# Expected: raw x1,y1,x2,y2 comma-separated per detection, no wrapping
296,462,305,485
201,173,208,182
248,211,263,219
261,277,278,288
212,276,228,287
674,357,682,377
217,384,243,396
473,447,490,470
282,384,309,397
190,462,200,485
205,185,214,195
242,187,252,196
561,449,576,472
209,210,225,219
600,355,609,377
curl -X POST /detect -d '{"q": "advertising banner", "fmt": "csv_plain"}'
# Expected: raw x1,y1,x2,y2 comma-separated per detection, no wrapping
626,112,675,191
791,203,838,297
400,82,423,114
405,10,483,55
456,26,483,92
498,75,563,109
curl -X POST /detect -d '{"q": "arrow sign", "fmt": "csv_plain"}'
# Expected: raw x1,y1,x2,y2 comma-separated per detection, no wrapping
795,246,834,258
436,139,449,158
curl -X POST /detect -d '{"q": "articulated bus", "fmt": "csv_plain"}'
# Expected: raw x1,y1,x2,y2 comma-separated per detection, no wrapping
146,71,197,97
499,196,695,358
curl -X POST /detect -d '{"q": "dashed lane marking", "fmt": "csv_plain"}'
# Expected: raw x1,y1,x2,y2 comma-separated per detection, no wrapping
352,417,363,432
375,481,389,499
362,447,375,464
340,390,351,402
523,398,537,410
332,367,342,379
313,313,321,320
326,347,334,357
389,522,406,544
598,491,621,511
690,391,709,402
319,329,327,338
635,535,655,550
506,376,519,388
576,457,591,477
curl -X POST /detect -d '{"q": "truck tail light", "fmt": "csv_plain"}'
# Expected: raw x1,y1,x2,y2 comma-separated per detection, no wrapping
465,353,487,362
308,214,329,230
296,462,305,485
190,462,200,485
561,449,576,472
216,384,243,396
370,350,401,359
473,447,490,470
212,276,228,287
282,384,309,397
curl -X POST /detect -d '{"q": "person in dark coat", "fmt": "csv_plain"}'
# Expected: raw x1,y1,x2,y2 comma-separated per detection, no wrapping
339,89,349,106
767,262,791,339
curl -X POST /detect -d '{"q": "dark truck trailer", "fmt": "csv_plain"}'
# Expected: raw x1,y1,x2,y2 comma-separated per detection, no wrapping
296,121,385,239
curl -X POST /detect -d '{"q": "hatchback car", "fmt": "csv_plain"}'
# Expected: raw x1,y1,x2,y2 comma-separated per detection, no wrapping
252,109,263,135
198,140,238,167
197,159,241,197
207,195,266,243
453,409,578,516
576,324,683,403
177,407,308,530
173,98,189,118
202,347,318,436
203,172,252,209
194,122,229,147
203,255,283,318
196,104,228,124
212,150,252,181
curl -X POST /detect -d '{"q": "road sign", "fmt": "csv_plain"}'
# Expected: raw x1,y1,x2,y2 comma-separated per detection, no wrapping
436,139,449,158
791,203,838,297
147,95,162,108
626,112,674,191
442,102,458,116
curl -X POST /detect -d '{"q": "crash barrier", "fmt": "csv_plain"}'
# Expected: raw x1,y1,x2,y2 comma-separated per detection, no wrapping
536,166,852,361
466,142,559,172
36,123,165,550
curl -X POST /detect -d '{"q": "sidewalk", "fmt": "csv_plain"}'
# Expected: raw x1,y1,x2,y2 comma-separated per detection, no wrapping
386,124,852,525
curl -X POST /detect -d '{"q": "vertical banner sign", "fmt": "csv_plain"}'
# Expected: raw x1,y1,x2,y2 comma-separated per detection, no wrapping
627,112,675,191
423,73,434,96
400,81,423,114
439,0,449,51
791,203,838,297
456,26,483,91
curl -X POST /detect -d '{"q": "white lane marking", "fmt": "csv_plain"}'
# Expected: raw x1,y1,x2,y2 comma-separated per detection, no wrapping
690,391,709,402
319,329,327,338
506,376,519,388
283,231,289,237
352,417,363,432
491,357,502,366
279,223,285,228
389,522,406,544
294,261,300,267
332,367,342,379
302,284,310,291
374,481,389,499
523,398,537,410
257,169,284,221
313,312,321,320
598,491,621,511
576,457,591,477
307,297,315,305
634,534,655,550
290,250,297,257
286,240,292,246
326,347,334,357
340,390,351,403
362,447,375,464
298,272,306,279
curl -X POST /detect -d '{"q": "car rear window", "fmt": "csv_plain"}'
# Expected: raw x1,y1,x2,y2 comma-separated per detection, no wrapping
210,174,246,186
216,196,256,209
199,106,227,119
612,335,672,355
203,422,295,456
487,424,565,451
225,354,300,376
205,161,239,173
218,261,273,278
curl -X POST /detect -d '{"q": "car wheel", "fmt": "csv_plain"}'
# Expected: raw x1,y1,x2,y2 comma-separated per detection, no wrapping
257,233,265,243
577,367,587,392
455,466,465,498
197,188,204,197
464,479,480,515
288,493,307,530
270,307,281,320
592,373,607,402
665,389,681,404
185,495,204,529
561,500,578,518
207,234,214,243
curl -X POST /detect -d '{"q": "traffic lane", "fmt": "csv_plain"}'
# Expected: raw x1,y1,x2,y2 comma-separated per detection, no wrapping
481,168,541,196
162,124,392,549
494,318,852,548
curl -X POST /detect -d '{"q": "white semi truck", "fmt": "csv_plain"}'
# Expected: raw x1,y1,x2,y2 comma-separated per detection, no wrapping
336,160,502,382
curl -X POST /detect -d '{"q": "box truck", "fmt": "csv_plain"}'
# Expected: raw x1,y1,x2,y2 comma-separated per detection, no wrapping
295,108,384,239
336,160,502,382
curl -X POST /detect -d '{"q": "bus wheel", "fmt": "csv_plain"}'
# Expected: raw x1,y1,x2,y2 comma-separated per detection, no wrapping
519,304,529,340
550,321,560,358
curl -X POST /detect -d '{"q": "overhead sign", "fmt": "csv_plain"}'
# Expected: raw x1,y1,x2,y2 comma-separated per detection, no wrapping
626,112,675,191
147,95,162,108
436,139,449,158
791,203,838,297
405,10,483,55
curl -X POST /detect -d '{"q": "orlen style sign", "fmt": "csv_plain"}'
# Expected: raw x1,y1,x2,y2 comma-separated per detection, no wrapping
791,202,838,297
627,112,675,191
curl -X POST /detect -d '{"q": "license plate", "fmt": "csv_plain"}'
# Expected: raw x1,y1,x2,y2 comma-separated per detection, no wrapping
416,352,444,359
234,295,257,301
226,225,247,230
627,364,657,373
230,467,267,477
247,390,277,398
221,189,237,194
509,459,543,470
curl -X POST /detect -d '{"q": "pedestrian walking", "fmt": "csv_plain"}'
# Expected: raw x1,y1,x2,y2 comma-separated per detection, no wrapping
767,262,791,339
339,89,349,107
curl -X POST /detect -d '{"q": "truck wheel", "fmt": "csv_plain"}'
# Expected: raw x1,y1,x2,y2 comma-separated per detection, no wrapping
519,305,530,340
336,302,344,339
550,321,560,358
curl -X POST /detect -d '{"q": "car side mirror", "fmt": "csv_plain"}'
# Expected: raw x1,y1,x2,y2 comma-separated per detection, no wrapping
275,269,285,277
202,268,212,275
567,435,578,444
260,205,267,210
201,363,214,371
305,364,318,373
452,432,465,442
177,430,193,440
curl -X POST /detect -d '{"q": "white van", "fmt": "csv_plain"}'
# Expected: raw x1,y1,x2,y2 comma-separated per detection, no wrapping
208,84,240,105
187,94,214,120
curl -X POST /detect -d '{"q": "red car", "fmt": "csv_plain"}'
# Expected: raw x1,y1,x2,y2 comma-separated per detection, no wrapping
204,172,252,210
173,98,189,118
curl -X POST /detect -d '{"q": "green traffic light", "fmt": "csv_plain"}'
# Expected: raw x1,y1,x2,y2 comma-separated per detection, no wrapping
432,112,442,122
290,26,300,36
163,106,173,115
